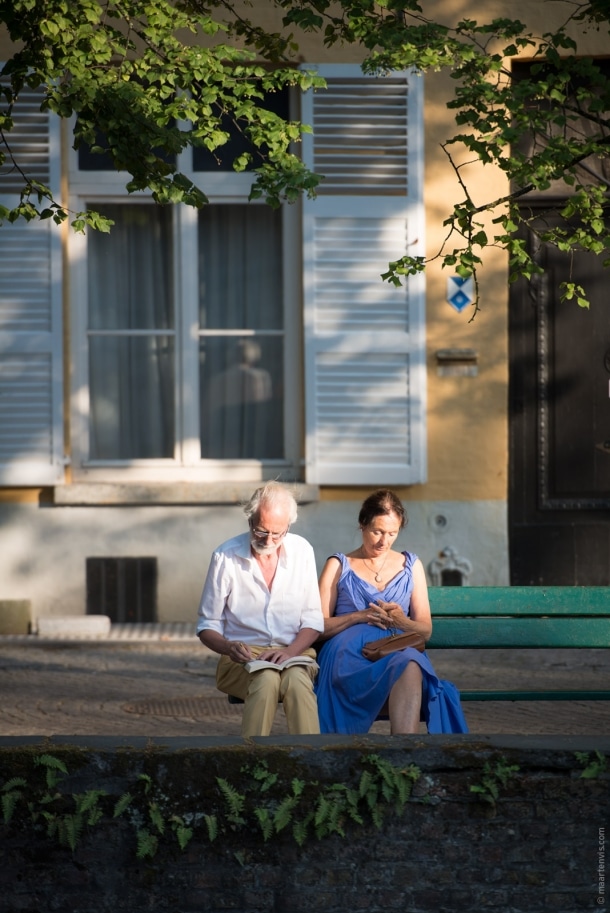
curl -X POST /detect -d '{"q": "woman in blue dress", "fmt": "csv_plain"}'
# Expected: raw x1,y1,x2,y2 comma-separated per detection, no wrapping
315,490,468,735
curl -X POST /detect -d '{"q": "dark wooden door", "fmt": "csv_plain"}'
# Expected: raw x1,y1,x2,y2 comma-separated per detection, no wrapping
509,211,610,584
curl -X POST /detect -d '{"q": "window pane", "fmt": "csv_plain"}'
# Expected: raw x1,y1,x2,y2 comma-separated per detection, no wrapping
198,205,282,330
199,336,283,459
192,88,289,172
88,204,174,330
87,203,175,462
89,336,175,459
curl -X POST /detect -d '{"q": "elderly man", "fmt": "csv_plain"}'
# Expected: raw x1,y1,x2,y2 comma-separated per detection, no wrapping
197,482,323,737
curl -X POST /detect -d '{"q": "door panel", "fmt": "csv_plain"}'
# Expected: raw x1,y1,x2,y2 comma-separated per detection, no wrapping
509,210,610,584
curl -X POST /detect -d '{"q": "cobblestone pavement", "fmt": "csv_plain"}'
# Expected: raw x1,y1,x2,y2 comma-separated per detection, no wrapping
0,634,608,738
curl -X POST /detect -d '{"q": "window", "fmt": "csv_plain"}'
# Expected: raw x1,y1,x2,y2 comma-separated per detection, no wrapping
87,204,175,460
69,133,300,482
0,65,425,489
71,193,294,479
79,95,292,468
198,205,284,460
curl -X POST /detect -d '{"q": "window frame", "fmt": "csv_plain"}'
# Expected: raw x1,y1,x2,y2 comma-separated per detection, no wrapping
68,154,304,483
65,64,426,490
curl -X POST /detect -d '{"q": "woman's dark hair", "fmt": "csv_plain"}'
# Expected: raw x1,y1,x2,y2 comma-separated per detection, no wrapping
358,489,407,530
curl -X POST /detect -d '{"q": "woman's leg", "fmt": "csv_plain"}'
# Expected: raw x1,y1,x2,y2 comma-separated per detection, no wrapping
388,661,423,734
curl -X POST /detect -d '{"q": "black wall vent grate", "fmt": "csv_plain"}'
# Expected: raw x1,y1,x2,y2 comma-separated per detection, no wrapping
86,557,158,623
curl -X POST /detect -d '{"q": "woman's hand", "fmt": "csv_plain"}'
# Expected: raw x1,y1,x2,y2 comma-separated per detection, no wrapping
364,601,394,629
369,600,408,631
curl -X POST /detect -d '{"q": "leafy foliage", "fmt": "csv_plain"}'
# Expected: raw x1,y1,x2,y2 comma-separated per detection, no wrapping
113,791,134,818
34,753,69,784
1,776,27,824
171,815,194,851
204,812,218,842
218,753,422,845
0,0,325,232
136,827,159,859
43,790,107,851
1,751,423,857
281,0,610,310
469,757,520,807
575,750,608,778
1,1,610,308
1,755,109,852
4,748,605,863
216,777,246,827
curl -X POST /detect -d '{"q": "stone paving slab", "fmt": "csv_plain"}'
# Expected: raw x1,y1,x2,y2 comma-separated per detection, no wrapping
0,638,608,738
0,622,195,643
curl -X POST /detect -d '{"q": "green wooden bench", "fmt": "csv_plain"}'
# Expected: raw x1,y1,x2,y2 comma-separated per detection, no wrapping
427,585,609,702
227,585,609,707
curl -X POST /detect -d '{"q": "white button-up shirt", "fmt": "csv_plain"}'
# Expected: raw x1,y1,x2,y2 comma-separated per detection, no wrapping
197,532,324,645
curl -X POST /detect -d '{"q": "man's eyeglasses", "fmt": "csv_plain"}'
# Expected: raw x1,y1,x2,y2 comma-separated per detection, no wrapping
249,524,289,542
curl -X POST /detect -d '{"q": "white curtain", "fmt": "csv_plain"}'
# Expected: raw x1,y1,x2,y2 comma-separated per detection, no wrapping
86,202,284,462
87,203,174,460
198,205,284,460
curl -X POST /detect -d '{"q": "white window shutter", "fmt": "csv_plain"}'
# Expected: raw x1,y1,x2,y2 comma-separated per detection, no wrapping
0,84,64,484
301,65,426,486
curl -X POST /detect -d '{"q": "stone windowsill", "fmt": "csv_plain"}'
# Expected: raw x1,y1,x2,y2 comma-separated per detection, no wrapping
52,482,320,506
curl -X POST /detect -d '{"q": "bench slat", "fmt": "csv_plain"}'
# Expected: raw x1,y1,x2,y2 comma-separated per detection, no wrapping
428,616,610,648
459,690,610,701
429,586,610,616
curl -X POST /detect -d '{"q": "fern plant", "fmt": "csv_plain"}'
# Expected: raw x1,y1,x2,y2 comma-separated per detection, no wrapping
204,813,218,842
1,776,27,824
216,778,246,827
136,828,159,860
575,751,608,779
211,752,422,846
2,750,426,857
470,758,520,808
170,815,194,850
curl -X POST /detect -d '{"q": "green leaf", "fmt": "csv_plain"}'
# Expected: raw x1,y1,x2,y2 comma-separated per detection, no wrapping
254,808,273,841
204,814,218,842
136,828,158,859
113,793,132,818
148,802,165,834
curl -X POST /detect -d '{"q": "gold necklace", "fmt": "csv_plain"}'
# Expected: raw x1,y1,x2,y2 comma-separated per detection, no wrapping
361,550,390,582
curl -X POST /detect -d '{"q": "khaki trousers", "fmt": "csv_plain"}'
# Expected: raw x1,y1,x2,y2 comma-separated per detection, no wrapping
216,646,320,737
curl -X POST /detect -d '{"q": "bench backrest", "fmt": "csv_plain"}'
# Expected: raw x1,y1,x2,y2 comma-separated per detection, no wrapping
427,586,609,649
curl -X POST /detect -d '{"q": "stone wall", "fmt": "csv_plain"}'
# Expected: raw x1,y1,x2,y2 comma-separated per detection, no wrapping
0,499,509,624
0,735,607,913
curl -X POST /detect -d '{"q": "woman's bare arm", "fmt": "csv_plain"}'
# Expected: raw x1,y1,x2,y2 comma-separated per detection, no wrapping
371,558,433,639
316,556,374,642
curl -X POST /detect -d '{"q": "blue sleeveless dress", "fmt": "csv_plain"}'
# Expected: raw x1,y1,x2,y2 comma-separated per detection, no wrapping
315,551,469,734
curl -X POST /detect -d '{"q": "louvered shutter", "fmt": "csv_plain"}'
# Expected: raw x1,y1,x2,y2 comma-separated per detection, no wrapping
301,65,426,485
0,83,64,484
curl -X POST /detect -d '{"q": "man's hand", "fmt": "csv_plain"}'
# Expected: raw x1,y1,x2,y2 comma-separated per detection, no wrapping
256,647,292,665
228,641,254,663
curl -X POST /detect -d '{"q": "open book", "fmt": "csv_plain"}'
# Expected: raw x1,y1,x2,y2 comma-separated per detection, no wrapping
244,655,319,674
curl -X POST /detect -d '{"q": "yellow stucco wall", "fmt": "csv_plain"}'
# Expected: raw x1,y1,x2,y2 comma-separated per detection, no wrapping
306,0,610,505
2,2,608,510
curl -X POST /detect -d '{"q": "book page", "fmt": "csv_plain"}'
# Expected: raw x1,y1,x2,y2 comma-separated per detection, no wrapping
244,655,317,673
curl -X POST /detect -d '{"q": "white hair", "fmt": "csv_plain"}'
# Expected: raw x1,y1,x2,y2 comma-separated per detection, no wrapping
243,482,298,525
